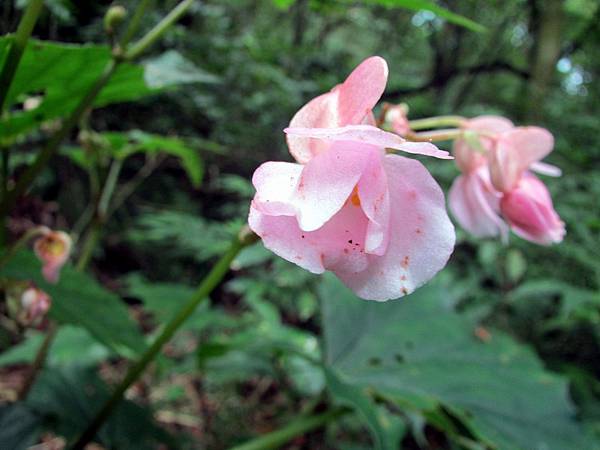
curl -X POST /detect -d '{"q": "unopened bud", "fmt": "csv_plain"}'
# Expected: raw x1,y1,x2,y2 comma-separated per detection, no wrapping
20,287,51,326
384,103,410,136
104,5,127,35
33,230,72,284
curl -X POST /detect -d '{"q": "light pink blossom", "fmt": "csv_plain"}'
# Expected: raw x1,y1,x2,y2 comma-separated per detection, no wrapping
249,57,455,301
385,103,411,136
500,173,565,245
34,230,72,283
20,286,51,325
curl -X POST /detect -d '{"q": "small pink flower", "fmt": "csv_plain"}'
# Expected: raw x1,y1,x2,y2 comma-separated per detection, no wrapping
20,286,51,325
500,173,565,245
249,57,455,301
488,126,555,193
33,230,72,283
385,103,411,136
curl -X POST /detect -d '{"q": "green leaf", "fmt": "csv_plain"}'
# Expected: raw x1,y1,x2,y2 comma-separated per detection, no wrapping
0,326,111,368
143,50,219,89
107,130,205,187
353,0,486,32
0,404,41,450
320,274,595,450
26,365,175,449
325,368,406,450
0,39,211,141
0,251,146,359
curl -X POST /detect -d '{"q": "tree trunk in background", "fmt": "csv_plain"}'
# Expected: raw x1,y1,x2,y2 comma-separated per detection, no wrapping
525,0,564,122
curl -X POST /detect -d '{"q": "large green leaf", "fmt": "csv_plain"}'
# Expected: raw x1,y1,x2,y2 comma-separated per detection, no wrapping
0,404,41,450
0,251,146,359
0,39,214,140
320,274,595,450
26,365,176,449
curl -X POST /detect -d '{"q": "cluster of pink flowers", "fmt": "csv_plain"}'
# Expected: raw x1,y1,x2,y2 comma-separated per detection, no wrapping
449,116,565,245
248,57,565,301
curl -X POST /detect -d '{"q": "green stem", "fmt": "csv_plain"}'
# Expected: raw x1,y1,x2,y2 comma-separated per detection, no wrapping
0,59,119,217
405,129,464,142
71,230,257,450
124,0,195,60
228,408,348,450
119,0,154,50
408,115,465,130
18,321,57,400
0,0,44,111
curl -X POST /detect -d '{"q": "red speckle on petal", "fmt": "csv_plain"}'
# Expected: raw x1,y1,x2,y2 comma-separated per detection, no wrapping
343,248,349,254
401,255,410,268
401,287,409,295
416,228,422,234
407,190,417,200
400,275,406,281
295,255,303,260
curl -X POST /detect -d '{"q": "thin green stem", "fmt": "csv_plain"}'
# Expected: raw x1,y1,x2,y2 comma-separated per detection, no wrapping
408,115,465,130
71,230,257,450
0,59,119,217
124,0,195,60
119,0,154,50
0,0,44,111
405,129,464,142
228,408,349,450
18,321,57,400
97,159,123,218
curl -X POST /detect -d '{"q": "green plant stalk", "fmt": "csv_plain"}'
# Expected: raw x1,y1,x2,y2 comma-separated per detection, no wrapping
17,321,57,400
405,129,464,143
408,115,465,130
119,0,154,49
0,59,119,217
0,0,196,218
0,0,45,110
71,231,257,450
125,0,195,60
228,407,349,450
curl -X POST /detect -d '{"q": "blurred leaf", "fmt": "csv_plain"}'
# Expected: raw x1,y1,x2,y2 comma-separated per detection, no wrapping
325,368,406,450
26,365,175,449
0,326,111,367
355,0,486,32
506,249,527,283
104,130,205,187
143,50,219,88
0,404,41,450
320,274,595,450
0,39,209,140
0,251,146,359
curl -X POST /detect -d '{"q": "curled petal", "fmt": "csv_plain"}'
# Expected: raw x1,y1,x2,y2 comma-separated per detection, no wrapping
251,161,303,216
337,56,389,125
463,115,514,134
357,155,390,255
335,154,455,301
489,127,554,192
449,168,508,239
292,142,381,231
287,56,388,164
530,161,562,177
287,92,340,163
285,125,452,159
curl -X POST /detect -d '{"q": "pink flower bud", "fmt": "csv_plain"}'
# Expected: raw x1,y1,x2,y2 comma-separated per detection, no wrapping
500,174,565,245
385,103,410,136
20,287,51,325
33,230,72,283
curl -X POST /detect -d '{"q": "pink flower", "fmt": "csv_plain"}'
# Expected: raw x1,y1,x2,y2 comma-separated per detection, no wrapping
384,103,411,136
487,126,555,193
449,115,564,245
33,229,72,283
500,173,565,245
20,286,51,325
449,166,508,239
249,57,455,301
